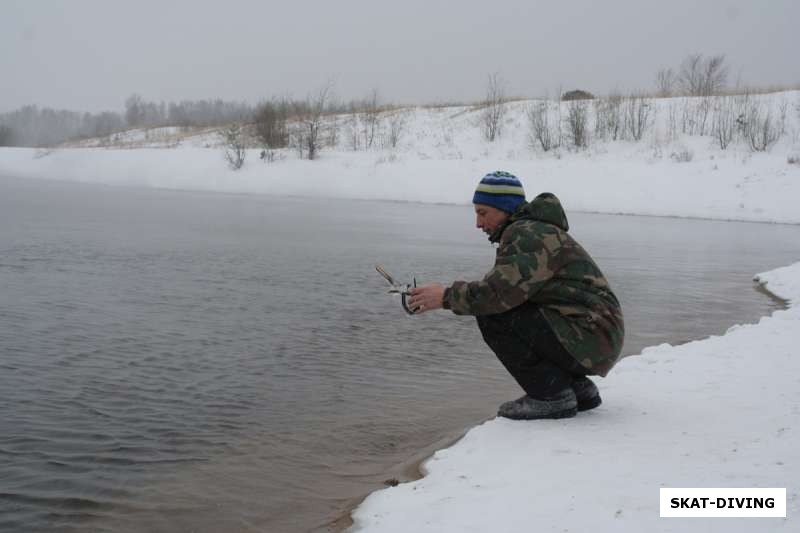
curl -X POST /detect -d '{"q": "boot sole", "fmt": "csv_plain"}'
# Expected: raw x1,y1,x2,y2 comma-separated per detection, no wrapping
498,406,578,421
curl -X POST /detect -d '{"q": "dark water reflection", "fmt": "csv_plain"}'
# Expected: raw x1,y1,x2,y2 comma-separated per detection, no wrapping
1,176,799,532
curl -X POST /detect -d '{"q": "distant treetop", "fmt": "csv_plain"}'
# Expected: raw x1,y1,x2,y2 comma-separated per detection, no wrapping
561,90,595,101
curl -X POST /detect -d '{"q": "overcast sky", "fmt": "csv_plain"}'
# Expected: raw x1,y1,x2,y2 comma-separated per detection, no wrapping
2,0,798,113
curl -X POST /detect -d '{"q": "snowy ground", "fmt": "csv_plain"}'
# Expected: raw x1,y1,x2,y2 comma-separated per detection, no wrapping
350,262,800,532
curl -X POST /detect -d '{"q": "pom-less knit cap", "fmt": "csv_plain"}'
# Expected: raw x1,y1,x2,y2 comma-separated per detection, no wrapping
472,171,526,214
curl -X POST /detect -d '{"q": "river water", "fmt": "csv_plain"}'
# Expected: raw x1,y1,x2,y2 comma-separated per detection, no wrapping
1,175,799,532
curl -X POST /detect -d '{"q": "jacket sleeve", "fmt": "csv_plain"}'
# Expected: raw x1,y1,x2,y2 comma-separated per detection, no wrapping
444,223,558,316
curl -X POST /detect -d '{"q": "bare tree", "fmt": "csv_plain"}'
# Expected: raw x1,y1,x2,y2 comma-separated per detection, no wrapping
678,53,706,96
481,73,506,142
385,108,409,149
678,53,728,96
701,55,728,96
125,94,145,127
291,82,333,160
655,67,675,97
220,123,247,170
254,98,289,149
362,88,381,149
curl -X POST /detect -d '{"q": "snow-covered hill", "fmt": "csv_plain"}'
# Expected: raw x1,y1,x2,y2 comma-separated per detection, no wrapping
1,91,799,224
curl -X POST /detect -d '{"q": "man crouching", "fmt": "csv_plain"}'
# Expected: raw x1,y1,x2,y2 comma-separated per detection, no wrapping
408,171,624,420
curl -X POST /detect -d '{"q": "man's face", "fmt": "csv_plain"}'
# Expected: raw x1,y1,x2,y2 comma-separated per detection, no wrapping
474,204,510,236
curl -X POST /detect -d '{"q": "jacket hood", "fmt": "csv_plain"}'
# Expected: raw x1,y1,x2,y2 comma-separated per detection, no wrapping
489,192,569,242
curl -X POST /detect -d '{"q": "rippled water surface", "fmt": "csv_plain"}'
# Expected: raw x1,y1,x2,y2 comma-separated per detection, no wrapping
1,175,799,532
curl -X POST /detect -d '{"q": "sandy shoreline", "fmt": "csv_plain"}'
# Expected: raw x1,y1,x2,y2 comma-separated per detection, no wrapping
328,426,474,531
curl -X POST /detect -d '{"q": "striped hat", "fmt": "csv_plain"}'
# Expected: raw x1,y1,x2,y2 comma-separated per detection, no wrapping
472,171,526,214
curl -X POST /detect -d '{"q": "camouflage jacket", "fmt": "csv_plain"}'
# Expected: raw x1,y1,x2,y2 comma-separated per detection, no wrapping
443,193,624,376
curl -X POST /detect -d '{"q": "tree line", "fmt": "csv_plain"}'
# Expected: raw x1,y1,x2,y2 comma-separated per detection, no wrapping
0,96,256,147
2,52,794,154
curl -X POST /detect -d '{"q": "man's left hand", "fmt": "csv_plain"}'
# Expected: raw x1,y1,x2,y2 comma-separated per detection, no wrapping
408,284,445,314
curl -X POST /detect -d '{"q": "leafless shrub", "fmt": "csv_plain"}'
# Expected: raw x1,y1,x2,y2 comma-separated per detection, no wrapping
481,73,506,142
33,147,56,159
670,146,694,162
526,101,560,152
777,97,789,137
327,115,339,148
734,92,753,136
680,97,709,136
345,102,361,151
649,133,665,160
259,146,283,164
746,105,780,152
697,98,713,136
220,123,246,170
787,153,800,165
594,93,623,141
623,94,652,141
734,94,780,152
254,98,289,149
712,96,737,149
565,99,589,149
593,100,607,141
655,67,676,97
680,98,694,135
385,109,409,148
793,101,800,145
375,152,400,165
666,101,679,141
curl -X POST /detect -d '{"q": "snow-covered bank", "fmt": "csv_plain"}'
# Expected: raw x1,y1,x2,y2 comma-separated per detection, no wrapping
350,262,800,532
2,91,800,224
1,143,799,224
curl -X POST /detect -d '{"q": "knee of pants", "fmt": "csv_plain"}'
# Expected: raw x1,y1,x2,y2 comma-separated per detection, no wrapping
476,317,512,350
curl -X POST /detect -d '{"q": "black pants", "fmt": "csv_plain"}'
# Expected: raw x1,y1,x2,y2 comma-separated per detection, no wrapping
477,303,588,400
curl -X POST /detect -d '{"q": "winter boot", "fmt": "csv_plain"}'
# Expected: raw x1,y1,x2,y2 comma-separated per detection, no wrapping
497,388,577,420
572,376,601,411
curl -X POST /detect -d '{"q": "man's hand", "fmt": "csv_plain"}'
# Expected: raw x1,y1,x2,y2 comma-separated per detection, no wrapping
408,284,445,314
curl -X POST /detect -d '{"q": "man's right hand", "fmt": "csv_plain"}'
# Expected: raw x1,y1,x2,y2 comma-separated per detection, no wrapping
407,284,445,314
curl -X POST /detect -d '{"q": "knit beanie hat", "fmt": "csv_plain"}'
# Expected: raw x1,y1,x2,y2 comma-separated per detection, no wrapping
472,171,526,214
